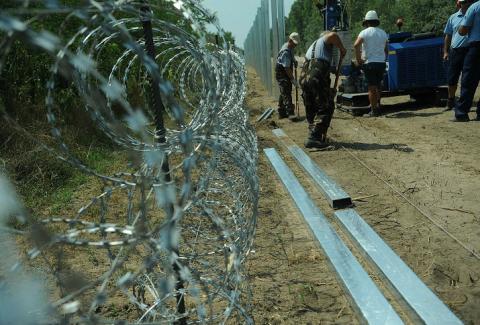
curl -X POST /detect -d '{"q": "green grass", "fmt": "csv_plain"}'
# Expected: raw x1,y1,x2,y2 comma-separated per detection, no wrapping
48,172,88,214
20,146,127,215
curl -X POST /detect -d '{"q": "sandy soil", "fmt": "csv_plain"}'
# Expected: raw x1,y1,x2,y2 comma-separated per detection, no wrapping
246,67,480,324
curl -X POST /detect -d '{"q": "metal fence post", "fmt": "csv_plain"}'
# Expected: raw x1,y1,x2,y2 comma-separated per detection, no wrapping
262,0,272,95
278,0,285,45
244,0,285,98
271,0,279,97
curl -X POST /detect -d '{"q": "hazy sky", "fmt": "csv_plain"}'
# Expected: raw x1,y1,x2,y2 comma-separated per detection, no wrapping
202,0,295,46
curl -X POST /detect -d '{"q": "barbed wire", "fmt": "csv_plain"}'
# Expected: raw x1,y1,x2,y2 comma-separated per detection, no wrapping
0,1,257,324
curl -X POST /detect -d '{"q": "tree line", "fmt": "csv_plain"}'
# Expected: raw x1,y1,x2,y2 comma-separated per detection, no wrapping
286,0,457,53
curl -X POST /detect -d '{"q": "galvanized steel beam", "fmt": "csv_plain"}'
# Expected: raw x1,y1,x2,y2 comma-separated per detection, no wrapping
264,148,404,325
263,0,272,95
272,128,352,209
256,107,274,122
277,0,285,44
334,209,464,325
270,0,279,97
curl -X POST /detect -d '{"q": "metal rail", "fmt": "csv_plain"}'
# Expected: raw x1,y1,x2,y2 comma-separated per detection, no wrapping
272,128,352,209
264,148,403,325
335,209,463,325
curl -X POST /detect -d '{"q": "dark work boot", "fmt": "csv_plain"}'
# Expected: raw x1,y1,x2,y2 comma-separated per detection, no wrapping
304,124,328,149
305,137,329,148
278,109,288,119
288,104,295,116
364,105,380,117
443,98,455,112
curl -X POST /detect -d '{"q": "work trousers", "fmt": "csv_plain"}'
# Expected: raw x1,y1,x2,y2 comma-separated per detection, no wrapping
454,43,480,118
447,47,469,87
275,65,294,116
301,59,333,138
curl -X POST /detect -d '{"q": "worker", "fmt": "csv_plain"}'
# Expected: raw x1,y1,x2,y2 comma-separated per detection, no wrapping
443,0,473,111
300,30,346,148
275,32,300,119
354,10,388,117
453,0,480,122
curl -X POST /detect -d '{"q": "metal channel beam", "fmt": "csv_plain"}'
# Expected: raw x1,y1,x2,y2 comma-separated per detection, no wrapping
272,128,352,209
264,148,403,325
256,108,274,122
334,209,463,325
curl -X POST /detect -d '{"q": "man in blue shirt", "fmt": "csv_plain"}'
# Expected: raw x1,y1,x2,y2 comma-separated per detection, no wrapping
452,0,480,122
275,32,300,119
301,31,346,148
443,0,472,111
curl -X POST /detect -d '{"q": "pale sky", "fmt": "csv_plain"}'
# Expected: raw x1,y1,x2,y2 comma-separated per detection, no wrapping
201,0,295,46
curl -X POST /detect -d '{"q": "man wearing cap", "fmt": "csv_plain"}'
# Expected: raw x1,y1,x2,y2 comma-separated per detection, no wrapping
354,10,388,117
301,30,347,148
443,0,473,111
275,32,300,119
453,0,480,122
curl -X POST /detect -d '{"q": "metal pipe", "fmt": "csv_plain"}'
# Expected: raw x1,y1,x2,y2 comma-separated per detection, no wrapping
140,4,186,324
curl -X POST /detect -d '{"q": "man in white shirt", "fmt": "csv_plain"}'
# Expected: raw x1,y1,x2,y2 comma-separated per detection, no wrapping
354,10,389,117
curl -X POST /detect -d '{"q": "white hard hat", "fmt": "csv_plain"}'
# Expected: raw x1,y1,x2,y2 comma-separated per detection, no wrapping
289,32,300,45
364,10,379,21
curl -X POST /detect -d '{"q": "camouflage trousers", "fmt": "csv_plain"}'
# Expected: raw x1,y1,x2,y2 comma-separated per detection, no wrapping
275,65,294,116
300,60,334,139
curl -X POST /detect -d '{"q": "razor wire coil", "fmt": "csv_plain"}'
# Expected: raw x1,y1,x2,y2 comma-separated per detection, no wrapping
0,0,258,324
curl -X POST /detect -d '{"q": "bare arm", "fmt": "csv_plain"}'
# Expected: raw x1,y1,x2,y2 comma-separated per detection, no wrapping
444,34,452,60
326,32,347,58
353,36,364,65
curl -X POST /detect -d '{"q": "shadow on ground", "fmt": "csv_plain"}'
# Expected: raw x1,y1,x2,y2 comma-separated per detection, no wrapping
381,100,444,118
331,141,414,152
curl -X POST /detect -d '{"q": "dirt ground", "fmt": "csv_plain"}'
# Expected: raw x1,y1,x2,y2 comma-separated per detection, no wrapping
245,67,480,324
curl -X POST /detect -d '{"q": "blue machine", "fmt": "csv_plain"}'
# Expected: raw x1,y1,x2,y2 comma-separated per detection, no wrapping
338,33,449,115
315,1,448,114
318,0,348,31
325,1,342,30
387,36,446,92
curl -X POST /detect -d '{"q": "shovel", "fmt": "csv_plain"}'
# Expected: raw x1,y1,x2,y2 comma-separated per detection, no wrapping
295,65,299,117
289,64,304,122
332,56,344,98
328,56,344,119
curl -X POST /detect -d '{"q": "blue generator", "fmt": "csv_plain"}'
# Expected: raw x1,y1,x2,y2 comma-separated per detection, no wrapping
387,36,446,91
337,32,448,115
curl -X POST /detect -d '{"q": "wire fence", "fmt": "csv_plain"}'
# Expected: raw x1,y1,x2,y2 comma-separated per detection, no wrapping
244,0,286,97
0,0,258,324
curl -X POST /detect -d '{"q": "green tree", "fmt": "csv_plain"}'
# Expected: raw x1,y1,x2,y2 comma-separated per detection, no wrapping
286,0,324,53
286,0,457,50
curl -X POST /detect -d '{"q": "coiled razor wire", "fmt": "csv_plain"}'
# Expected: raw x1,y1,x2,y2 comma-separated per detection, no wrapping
0,1,258,324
